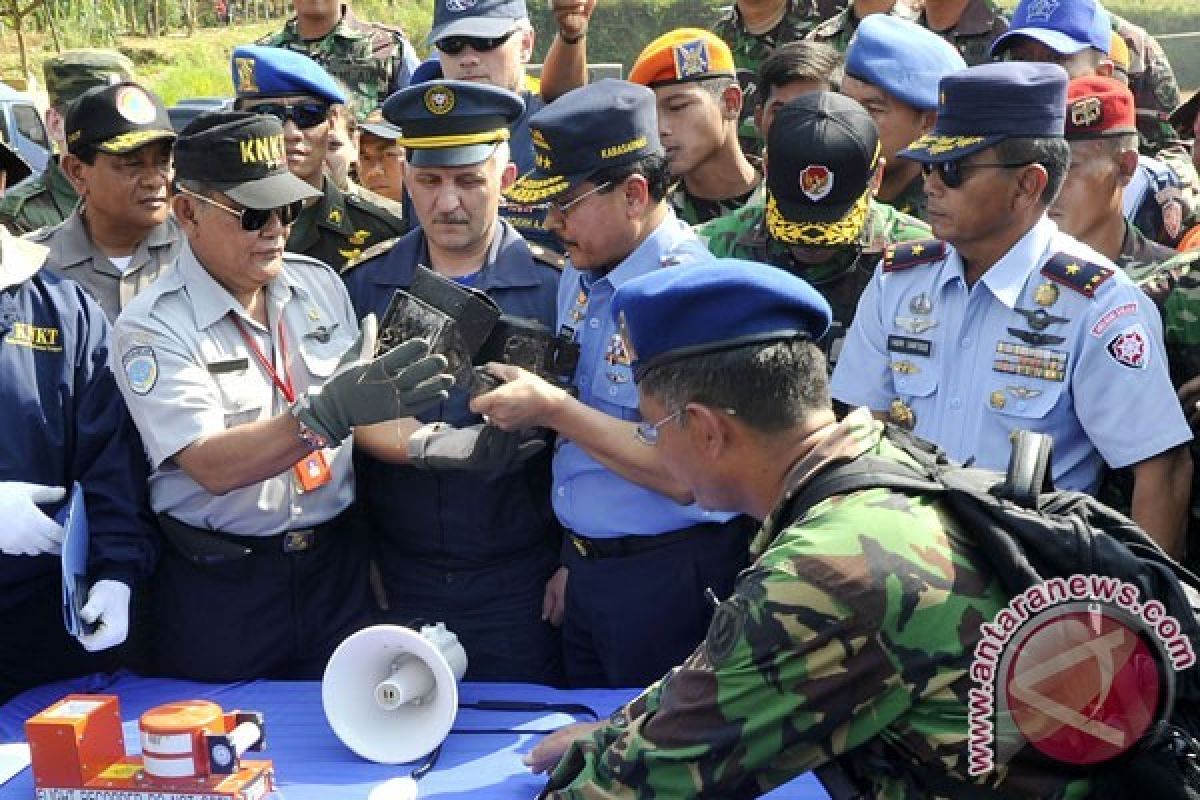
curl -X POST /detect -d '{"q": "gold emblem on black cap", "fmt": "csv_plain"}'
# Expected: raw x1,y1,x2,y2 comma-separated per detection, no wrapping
235,57,258,94
424,86,456,116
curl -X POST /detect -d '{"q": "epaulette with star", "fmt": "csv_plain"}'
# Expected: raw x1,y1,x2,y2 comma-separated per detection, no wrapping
881,239,946,273
528,242,567,271
1039,252,1114,299
340,236,399,275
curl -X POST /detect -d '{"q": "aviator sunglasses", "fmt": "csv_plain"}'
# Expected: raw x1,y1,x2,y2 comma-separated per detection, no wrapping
249,101,331,130
435,30,517,55
921,158,1034,189
178,187,303,232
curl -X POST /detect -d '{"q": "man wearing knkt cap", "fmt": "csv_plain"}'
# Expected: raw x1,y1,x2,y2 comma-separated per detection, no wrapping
31,82,182,322
429,0,595,252
831,62,1193,556
523,261,1086,799
840,14,966,222
231,45,406,272
111,111,453,680
341,80,565,683
698,91,930,371
628,29,762,226
0,49,136,234
473,80,755,688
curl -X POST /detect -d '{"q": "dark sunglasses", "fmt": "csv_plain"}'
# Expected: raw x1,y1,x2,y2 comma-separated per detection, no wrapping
921,159,1033,189
250,102,330,130
179,187,303,232
435,30,516,55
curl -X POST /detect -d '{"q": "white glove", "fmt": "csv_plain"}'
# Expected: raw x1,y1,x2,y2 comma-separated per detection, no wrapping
0,481,66,556
77,580,131,652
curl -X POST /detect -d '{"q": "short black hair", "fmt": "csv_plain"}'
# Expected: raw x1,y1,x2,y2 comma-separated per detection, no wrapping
757,41,844,105
639,339,830,433
993,136,1071,205
590,152,672,204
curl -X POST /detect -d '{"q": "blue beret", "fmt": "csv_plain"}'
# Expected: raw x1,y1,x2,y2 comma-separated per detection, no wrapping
612,260,833,380
231,45,346,106
899,62,1067,163
507,79,661,204
992,0,1111,57
845,15,966,111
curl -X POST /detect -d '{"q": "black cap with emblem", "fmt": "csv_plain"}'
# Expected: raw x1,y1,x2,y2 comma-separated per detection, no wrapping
65,82,175,157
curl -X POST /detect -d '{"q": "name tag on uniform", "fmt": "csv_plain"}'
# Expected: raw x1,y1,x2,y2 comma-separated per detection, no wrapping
207,357,249,374
887,335,933,358
294,450,332,493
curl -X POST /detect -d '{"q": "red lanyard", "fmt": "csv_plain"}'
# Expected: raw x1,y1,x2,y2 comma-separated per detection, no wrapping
230,314,296,404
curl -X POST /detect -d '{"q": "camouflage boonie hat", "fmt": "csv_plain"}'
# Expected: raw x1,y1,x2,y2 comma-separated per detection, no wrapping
43,49,137,109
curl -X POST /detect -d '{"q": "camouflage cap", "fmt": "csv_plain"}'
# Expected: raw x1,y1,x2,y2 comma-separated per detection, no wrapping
43,49,137,110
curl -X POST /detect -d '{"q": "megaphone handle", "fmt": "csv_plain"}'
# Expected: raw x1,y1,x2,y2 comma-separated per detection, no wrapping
462,700,600,720
410,744,441,781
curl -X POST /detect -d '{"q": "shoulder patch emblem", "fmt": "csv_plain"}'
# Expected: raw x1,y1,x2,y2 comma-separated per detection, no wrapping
1039,252,1114,299
122,346,158,395
882,239,946,273
1106,323,1149,369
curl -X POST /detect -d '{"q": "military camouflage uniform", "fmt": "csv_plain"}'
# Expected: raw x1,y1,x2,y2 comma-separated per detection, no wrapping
541,409,1084,800
668,157,763,226
804,5,862,54
258,6,419,119
1116,218,1175,276
715,0,842,154
0,159,78,234
1107,14,1182,156
287,174,407,271
697,196,929,368
886,173,929,222
915,0,1008,66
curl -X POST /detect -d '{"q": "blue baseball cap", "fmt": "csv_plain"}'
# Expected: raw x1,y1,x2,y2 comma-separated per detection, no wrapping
507,79,662,204
899,62,1068,163
612,259,833,380
230,45,346,106
383,80,524,167
991,0,1112,57
845,15,966,112
428,0,528,44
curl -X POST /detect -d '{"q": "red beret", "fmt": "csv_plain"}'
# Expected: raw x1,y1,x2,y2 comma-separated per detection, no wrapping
1065,75,1136,139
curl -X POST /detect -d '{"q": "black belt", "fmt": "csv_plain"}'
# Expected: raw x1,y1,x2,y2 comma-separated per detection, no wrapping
158,513,339,565
567,524,707,560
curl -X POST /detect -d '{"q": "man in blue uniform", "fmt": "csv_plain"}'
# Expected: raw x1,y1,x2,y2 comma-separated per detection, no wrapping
473,81,754,688
831,62,1193,556
342,80,564,683
0,200,157,703
111,112,451,681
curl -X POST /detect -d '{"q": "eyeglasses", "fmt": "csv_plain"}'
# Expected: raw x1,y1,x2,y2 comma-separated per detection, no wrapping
549,181,613,218
435,30,516,55
634,406,738,446
178,187,303,232
249,102,331,130
921,159,1034,189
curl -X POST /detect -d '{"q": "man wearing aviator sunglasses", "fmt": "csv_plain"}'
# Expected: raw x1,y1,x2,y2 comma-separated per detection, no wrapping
231,46,407,273
833,61,1193,557
111,111,453,682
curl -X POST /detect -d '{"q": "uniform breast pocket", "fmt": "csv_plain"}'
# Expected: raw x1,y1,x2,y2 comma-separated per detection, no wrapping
889,357,938,402
298,338,346,382
593,361,639,416
213,371,267,429
983,377,1064,423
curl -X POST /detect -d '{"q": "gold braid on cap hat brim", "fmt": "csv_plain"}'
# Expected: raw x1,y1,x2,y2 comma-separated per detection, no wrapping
905,133,986,156
766,187,870,247
396,129,510,150
506,173,569,204
96,128,177,153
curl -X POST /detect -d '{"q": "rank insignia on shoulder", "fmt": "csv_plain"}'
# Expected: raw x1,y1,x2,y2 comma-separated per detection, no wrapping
882,239,946,273
340,236,400,274
529,243,567,270
1039,252,1114,299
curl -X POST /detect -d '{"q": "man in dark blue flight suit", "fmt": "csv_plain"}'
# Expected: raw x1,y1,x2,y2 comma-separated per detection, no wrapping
343,80,564,684
0,210,156,703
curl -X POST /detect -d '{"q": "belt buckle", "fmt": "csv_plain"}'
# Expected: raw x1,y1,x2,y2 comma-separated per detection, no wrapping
283,529,315,553
571,535,591,558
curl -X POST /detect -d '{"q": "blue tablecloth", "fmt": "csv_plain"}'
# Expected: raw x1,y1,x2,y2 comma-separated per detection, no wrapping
0,672,828,799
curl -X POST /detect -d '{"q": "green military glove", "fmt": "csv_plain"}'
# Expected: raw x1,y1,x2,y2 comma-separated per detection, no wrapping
408,422,546,471
293,314,453,445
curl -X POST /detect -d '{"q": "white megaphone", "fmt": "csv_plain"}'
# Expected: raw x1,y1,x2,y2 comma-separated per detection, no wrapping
322,623,468,764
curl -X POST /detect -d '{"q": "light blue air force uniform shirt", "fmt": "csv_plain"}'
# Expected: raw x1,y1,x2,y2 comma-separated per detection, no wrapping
551,211,733,538
831,216,1191,493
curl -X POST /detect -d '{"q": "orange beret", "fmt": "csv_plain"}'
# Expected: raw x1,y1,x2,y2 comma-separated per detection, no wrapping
629,28,736,88
1065,75,1136,139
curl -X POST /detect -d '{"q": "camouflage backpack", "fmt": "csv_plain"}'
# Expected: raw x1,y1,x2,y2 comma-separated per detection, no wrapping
787,427,1200,799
